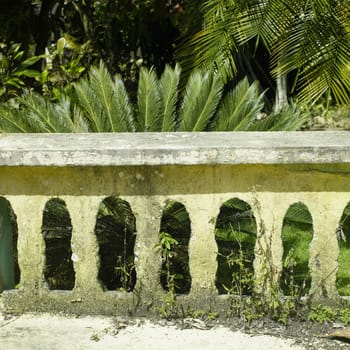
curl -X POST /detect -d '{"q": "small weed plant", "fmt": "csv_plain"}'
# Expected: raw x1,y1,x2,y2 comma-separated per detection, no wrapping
154,213,350,325
307,301,350,325
155,232,180,318
220,223,305,324
308,304,337,323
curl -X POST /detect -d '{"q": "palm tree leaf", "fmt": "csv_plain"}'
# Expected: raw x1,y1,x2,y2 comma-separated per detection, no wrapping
136,67,161,131
73,78,103,132
0,104,28,133
251,102,308,131
20,92,75,132
179,70,223,131
177,0,239,83
213,78,264,131
272,2,350,104
159,63,181,131
113,74,135,132
182,0,350,106
72,106,90,132
283,203,313,227
89,62,132,132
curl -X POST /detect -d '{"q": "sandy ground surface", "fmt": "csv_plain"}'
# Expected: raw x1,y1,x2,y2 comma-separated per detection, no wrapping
0,313,347,350
0,313,303,350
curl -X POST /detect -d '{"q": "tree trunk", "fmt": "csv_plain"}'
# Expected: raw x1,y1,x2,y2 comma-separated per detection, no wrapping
274,74,288,112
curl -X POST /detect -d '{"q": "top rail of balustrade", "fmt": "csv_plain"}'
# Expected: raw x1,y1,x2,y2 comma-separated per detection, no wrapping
0,131,349,167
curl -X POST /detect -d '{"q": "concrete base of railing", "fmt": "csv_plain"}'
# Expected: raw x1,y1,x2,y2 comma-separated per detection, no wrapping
0,132,350,315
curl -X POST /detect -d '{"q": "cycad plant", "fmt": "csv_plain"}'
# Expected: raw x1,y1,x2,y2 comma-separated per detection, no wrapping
0,92,88,133
0,62,307,133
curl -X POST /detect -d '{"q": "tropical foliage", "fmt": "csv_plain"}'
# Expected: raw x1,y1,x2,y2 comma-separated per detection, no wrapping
180,0,350,106
0,43,41,101
0,0,200,85
0,62,307,133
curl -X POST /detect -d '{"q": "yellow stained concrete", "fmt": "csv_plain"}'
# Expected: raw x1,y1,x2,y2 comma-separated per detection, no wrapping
0,163,349,313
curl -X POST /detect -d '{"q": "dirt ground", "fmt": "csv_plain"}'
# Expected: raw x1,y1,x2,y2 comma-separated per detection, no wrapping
1,313,350,350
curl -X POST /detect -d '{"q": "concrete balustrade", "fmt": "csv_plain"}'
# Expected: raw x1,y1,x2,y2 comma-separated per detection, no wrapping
0,131,350,315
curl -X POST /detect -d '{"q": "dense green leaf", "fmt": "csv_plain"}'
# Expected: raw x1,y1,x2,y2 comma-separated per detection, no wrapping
179,70,223,131
159,63,181,131
214,78,264,131
181,0,350,105
136,67,161,132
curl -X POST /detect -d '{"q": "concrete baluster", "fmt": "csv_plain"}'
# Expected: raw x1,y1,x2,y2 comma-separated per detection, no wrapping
307,197,343,299
252,193,287,295
10,196,47,290
185,196,219,294
64,196,102,294
129,196,163,299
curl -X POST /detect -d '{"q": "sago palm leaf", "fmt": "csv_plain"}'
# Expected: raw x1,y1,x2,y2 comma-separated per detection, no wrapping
73,78,104,132
18,92,76,132
213,78,264,131
89,63,133,132
250,102,308,131
159,63,181,131
0,103,29,133
88,63,116,131
113,74,135,132
18,92,57,132
71,106,90,132
74,62,133,132
46,96,76,132
178,70,223,131
0,92,84,133
136,67,161,131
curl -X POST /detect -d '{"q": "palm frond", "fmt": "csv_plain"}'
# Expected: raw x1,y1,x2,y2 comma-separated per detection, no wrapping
159,63,181,131
18,91,75,132
178,70,223,131
73,77,104,132
113,74,135,132
251,102,308,131
213,78,264,131
89,62,132,131
0,92,89,133
136,67,161,131
18,92,55,132
73,63,135,132
177,0,239,83
0,102,29,133
272,2,350,104
181,0,350,106
71,106,90,132
237,0,297,47
98,197,135,231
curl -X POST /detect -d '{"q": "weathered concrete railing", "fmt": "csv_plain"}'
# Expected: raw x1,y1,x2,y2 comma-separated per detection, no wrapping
0,131,350,315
